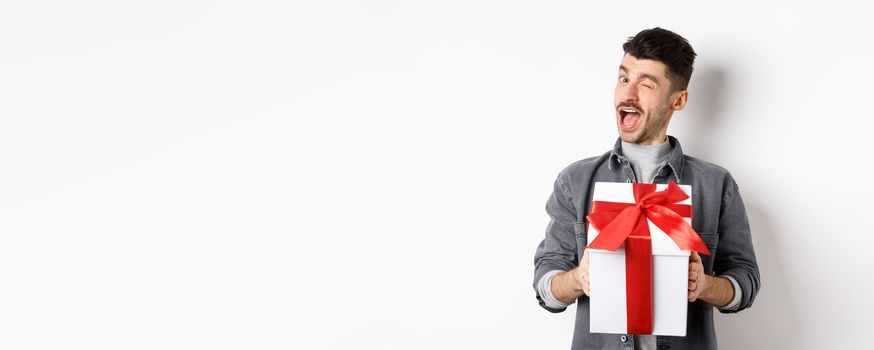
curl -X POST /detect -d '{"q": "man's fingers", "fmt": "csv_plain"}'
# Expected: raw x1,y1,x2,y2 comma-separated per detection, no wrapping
689,260,701,273
688,264,700,278
688,278,699,302
688,272,698,282
687,256,705,303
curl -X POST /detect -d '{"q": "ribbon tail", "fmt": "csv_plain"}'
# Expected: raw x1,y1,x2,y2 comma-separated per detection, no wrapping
645,205,711,255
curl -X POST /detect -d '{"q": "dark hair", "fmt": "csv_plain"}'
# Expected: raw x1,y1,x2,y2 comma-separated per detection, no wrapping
623,27,697,91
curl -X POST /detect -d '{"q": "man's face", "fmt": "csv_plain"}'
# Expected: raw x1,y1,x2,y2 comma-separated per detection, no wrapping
613,54,686,145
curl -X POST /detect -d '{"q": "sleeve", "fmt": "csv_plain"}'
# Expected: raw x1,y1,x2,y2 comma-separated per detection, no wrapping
716,274,742,311
533,170,581,313
712,176,761,313
537,270,573,309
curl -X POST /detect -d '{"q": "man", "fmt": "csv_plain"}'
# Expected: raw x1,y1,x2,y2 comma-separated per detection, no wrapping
532,28,760,350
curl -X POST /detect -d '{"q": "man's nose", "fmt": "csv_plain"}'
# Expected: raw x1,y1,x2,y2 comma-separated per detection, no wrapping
620,83,639,102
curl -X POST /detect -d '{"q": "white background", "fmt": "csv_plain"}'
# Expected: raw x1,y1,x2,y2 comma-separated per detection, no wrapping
2,1,872,349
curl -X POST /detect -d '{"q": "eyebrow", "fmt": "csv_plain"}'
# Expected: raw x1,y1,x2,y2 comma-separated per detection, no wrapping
619,65,660,84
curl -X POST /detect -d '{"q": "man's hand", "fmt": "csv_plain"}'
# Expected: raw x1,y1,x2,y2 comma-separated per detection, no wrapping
551,249,591,304
688,251,735,307
577,248,590,296
688,251,707,302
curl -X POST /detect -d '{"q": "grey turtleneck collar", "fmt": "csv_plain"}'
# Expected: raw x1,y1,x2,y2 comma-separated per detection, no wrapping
620,136,673,183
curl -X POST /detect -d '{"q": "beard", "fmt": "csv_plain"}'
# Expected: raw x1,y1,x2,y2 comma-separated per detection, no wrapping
620,97,671,144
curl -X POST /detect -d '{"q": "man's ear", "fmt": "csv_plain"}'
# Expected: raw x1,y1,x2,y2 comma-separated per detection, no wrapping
671,90,688,111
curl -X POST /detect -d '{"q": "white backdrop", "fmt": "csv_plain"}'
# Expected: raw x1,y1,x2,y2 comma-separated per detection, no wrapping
2,1,872,349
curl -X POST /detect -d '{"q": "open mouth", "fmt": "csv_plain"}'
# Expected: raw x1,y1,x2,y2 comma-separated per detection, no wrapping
618,107,641,130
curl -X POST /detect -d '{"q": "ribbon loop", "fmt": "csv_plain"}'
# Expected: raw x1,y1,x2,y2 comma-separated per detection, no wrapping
586,181,709,255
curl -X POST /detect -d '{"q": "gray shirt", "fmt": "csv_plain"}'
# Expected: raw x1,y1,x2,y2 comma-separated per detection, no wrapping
620,138,673,183
533,136,760,350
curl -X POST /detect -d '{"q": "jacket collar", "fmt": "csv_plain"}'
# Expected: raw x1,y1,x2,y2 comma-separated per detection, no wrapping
608,135,686,182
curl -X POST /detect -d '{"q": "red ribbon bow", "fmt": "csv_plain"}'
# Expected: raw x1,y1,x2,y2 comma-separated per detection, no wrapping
586,181,710,334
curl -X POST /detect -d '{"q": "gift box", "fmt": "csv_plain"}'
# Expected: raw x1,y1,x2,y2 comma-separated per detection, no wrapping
586,181,709,336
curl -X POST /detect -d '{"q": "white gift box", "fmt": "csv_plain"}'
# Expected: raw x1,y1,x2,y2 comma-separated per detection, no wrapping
587,182,693,336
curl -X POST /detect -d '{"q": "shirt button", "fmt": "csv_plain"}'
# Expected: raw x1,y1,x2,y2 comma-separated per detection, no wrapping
620,335,628,342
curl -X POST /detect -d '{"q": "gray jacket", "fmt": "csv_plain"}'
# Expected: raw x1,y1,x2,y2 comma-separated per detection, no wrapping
533,136,760,350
